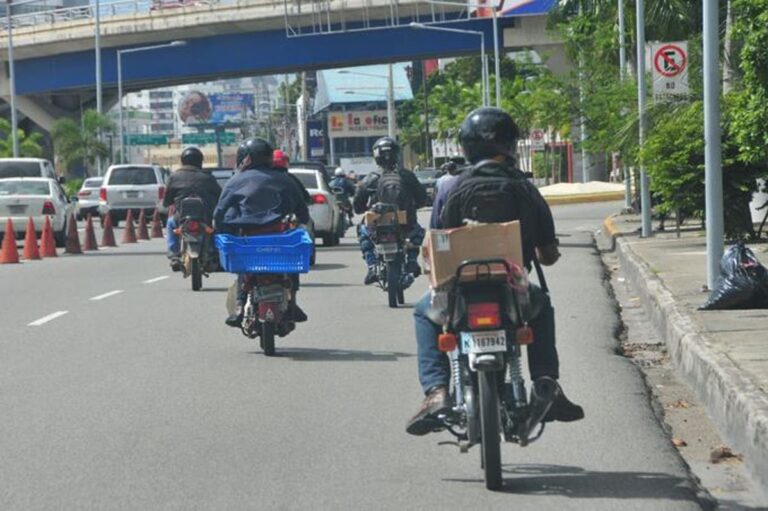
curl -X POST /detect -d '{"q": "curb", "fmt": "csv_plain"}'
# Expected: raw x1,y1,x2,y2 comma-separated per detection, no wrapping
604,221,768,495
544,191,625,206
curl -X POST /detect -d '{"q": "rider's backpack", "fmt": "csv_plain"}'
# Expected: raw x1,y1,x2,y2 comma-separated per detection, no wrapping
376,169,405,207
441,160,536,230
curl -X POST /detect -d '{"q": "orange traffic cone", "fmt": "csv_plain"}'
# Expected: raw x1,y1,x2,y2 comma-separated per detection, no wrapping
101,214,117,247
22,217,40,260
137,209,150,240
83,214,98,251
121,209,137,244
39,216,57,258
64,213,82,254
0,219,20,264
151,209,164,238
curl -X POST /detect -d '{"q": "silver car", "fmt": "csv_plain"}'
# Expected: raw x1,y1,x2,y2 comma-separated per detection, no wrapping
76,177,103,220
289,168,344,246
0,177,76,247
99,165,169,226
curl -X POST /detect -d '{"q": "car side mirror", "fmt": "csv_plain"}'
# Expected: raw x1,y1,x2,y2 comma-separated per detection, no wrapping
69,196,79,203
58,176,67,184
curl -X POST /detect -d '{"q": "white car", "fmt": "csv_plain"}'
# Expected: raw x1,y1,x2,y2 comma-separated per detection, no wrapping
75,177,103,220
0,177,76,247
289,168,344,246
0,157,59,181
99,164,170,226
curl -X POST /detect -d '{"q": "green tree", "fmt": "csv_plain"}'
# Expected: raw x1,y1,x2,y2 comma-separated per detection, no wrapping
0,118,45,158
51,109,114,176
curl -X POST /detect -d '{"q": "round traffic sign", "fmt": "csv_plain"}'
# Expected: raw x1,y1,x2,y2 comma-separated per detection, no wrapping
654,44,687,78
530,129,545,140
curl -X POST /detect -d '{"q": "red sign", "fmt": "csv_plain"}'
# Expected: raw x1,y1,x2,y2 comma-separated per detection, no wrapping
654,44,687,78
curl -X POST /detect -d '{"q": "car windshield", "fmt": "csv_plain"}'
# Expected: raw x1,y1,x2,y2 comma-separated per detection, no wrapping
82,178,103,189
0,180,50,196
291,172,319,190
0,161,41,178
416,170,438,180
108,167,157,185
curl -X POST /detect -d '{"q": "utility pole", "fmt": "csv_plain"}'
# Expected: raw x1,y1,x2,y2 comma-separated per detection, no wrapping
94,0,103,175
301,72,308,160
618,0,632,210
6,0,20,157
703,0,724,289
636,0,652,237
423,62,431,166
578,2,590,182
387,63,396,138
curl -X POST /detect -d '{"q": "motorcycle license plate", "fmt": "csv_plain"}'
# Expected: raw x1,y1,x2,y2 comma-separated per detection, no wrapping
461,330,507,354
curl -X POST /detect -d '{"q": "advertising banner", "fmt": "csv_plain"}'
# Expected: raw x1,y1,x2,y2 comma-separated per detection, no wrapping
307,120,325,158
179,91,255,125
327,110,390,138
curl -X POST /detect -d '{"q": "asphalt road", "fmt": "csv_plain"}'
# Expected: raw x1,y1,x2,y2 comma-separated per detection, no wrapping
0,202,705,510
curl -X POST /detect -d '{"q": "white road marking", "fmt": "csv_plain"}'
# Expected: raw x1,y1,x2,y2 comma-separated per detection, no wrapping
89,290,124,301
28,311,69,326
143,276,170,284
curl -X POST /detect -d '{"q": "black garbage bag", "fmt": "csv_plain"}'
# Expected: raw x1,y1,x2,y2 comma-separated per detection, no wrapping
700,242,768,310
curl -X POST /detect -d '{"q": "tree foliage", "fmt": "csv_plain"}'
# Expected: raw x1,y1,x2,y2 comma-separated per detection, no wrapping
0,119,44,158
51,110,114,176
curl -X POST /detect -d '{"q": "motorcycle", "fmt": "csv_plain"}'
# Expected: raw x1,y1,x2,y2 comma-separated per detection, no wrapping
215,222,312,357
176,197,215,291
431,258,559,490
331,186,354,232
370,203,413,308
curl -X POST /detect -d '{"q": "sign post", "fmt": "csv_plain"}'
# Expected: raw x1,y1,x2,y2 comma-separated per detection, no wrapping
530,129,546,151
651,41,689,102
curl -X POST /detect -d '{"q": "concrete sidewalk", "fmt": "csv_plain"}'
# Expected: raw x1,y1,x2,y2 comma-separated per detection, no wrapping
602,213,768,496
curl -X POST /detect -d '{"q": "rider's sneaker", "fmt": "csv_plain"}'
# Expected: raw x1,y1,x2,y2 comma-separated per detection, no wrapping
406,260,421,278
169,257,184,272
406,386,452,436
225,306,243,328
364,266,379,285
544,388,585,422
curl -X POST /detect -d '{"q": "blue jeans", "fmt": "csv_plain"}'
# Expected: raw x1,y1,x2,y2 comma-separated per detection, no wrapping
166,216,180,256
414,285,559,394
358,223,426,267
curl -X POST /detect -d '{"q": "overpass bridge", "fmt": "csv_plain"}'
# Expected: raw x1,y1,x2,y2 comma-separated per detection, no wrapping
0,0,564,132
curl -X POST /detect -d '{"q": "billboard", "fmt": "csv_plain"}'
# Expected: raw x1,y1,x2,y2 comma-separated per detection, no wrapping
327,110,390,138
307,120,325,158
179,91,255,125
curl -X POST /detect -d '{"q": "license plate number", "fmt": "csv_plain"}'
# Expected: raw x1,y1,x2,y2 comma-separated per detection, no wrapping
124,191,140,198
8,205,27,214
461,330,507,354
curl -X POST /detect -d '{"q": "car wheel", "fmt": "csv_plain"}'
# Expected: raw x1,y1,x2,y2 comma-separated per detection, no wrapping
310,246,316,266
321,234,333,246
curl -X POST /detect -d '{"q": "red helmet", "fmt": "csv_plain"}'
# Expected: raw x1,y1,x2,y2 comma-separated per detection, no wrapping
273,149,290,170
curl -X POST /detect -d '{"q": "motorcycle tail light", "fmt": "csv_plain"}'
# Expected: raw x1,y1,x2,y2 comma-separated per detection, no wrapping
99,188,107,201
468,302,502,330
312,194,327,204
438,333,457,352
186,220,201,233
42,201,56,215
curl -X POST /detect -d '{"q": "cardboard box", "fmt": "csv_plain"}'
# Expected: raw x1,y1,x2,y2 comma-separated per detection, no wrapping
423,221,523,289
363,209,408,227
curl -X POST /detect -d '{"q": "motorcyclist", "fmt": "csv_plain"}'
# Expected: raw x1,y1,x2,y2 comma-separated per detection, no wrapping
353,137,427,285
214,138,310,327
273,149,311,204
406,107,584,436
163,146,222,271
329,167,356,197
435,158,463,195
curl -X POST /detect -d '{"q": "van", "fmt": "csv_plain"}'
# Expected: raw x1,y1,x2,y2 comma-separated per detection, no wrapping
99,164,169,226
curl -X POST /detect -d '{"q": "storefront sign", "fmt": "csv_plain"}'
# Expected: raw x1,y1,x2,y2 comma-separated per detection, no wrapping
328,110,390,138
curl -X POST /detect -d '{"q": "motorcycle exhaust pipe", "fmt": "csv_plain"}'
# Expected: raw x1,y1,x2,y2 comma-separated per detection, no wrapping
519,376,559,444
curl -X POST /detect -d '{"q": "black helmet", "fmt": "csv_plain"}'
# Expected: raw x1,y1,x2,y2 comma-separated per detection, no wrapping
440,161,458,175
236,137,273,170
372,136,399,170
458,107,520,164
180,146,204,168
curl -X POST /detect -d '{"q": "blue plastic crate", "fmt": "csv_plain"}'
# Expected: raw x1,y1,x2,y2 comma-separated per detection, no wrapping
214,229,312,274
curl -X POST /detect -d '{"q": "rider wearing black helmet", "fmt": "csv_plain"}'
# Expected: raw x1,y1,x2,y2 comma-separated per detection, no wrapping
163,146,222,271
406,107,584,436
353,136,427,285
214,137,310,327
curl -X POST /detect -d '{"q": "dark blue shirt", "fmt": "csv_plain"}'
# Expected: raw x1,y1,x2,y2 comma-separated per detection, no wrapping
329,176,356,197
213,167,310,229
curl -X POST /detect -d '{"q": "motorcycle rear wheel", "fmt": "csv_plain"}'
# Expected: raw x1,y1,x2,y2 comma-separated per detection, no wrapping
191,258,202,291
479,371,502,490
386,262,400,308
261,322,276,357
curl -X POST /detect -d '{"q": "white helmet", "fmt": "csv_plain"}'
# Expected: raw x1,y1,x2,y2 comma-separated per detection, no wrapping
334,167,345,177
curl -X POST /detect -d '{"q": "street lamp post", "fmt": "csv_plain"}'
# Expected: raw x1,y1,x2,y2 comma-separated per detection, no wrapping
338,68,399,138
94,0,102,175
117,41,186,163
636,0,652,237
5,0,20,157
410,22,488,106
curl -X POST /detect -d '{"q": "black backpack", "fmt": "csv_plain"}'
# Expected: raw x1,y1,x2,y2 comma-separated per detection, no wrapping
376,169,405,207
441,160,536,230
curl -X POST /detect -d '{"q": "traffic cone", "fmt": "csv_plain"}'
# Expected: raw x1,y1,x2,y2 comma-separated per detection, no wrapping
0,219,20,264
101,214,117,247
121,209,137,244
64,213,82,254
137,210,150,240
39,216,57,258
22,217,40,260
83,214,99,251
151,209,164,238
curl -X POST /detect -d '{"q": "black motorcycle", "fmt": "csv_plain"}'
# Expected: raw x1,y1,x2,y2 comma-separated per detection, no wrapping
176,197,216,291
370,203,413,308
431,259,559,490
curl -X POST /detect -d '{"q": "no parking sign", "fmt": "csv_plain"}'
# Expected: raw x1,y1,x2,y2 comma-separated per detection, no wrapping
651,41,689,102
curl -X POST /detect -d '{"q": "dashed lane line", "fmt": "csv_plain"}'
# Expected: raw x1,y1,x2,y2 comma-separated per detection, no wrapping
28,311,69,326
89,290,124,301
143,276,170,284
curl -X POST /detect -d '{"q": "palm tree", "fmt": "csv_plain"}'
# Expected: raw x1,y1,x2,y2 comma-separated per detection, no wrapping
0,118,45,158
51,109,114,176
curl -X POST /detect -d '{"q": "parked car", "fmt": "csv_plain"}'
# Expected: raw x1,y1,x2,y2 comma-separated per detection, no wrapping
0,177,76,247
289,168,343,246
99,164,169,226
414,169,439,206
0,157,63,183
75,177,103,220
